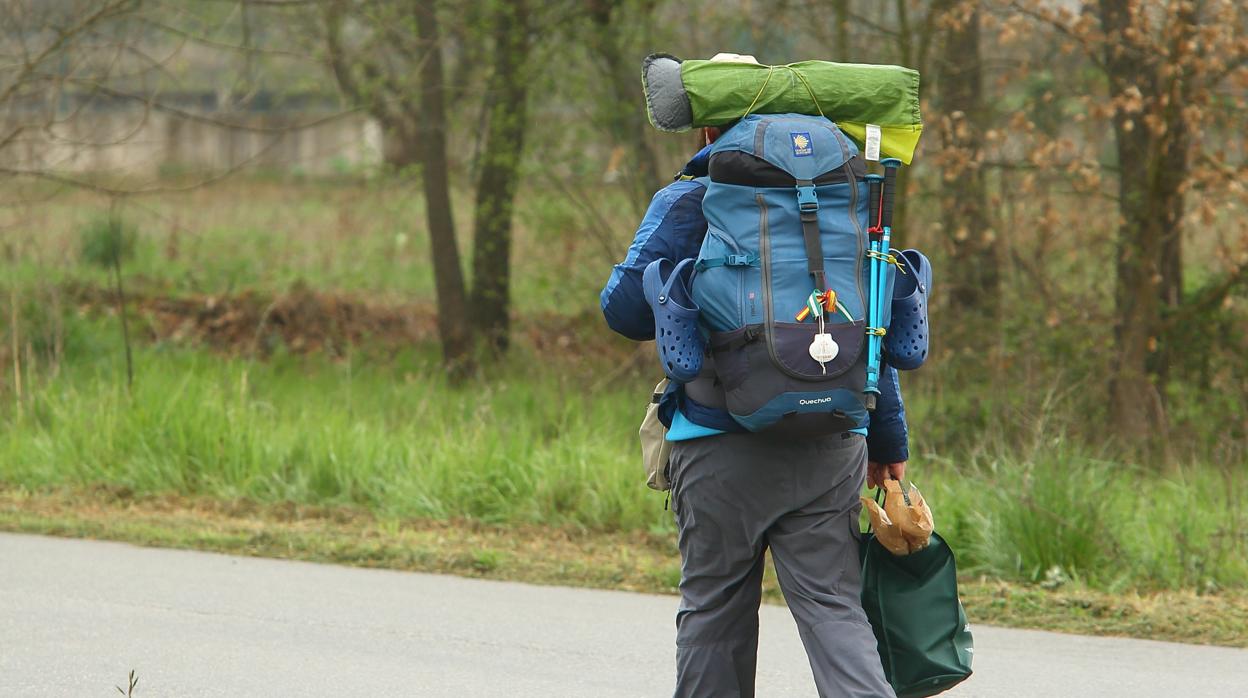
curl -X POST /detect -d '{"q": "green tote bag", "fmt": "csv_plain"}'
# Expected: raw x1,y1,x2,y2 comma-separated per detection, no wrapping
860,531,974,697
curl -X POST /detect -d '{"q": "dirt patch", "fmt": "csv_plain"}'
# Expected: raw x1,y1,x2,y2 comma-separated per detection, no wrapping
66,282,636,363
139,284,431,356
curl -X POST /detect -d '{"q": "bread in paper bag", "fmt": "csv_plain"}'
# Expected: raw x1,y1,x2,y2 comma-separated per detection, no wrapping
860,478,935,556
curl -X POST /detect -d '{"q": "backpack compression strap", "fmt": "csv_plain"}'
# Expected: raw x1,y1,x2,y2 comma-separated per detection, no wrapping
694,253,759,271
795,180,826,317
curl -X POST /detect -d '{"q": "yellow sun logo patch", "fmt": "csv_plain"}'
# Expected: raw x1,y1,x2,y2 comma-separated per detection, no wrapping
790,132,813,157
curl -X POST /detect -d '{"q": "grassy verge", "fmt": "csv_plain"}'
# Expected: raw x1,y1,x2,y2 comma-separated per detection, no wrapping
4,326,1246,592
3,485,1245,648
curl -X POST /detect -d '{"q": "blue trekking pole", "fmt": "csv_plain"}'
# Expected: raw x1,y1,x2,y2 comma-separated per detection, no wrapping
864,158,901,410
864,172,884,411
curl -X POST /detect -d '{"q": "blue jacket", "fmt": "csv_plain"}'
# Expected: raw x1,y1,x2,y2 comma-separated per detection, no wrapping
601,148,909,464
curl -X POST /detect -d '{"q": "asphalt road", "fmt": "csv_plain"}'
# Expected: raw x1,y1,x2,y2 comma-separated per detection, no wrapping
2,532,1246,697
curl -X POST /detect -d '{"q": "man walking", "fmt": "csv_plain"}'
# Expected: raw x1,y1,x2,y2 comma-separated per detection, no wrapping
601,121,908,697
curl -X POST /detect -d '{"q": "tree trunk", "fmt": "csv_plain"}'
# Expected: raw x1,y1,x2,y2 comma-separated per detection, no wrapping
1108,120,1169,438
833,0,850,62
1097,0,1189,439
414,2,474,375
934,1,997,322
1151,1,1196,401
1147,107,1189,404
891,0,925,236
469,0,532,354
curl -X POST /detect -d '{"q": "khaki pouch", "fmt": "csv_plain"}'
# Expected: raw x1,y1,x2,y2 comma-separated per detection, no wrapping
640,379,673,491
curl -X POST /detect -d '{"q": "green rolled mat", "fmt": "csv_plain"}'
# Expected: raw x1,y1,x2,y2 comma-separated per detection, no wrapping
642,53,923,164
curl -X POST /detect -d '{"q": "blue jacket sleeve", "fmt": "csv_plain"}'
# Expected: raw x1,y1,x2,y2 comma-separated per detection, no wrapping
866,363,909,463
599,181,708,340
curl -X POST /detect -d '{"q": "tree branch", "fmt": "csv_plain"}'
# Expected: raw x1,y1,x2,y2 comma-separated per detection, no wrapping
133,15,312,58
0,0,138,105
1007,0,1109,74
321,0,402,130
1170,263,1248,328
61,79,360,133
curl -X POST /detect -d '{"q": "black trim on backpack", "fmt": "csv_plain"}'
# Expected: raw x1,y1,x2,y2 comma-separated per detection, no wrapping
709,150,866,188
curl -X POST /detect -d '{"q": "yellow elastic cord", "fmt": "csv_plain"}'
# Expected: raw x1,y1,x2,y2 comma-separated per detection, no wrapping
742,66,777,119
784,64,826,118
742,64,826,121
866,250,906,273
867,327,887,337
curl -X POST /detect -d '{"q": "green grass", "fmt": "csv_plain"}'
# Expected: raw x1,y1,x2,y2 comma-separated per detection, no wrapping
2,330,656,533
927,448,1248,591
2,314,1245,594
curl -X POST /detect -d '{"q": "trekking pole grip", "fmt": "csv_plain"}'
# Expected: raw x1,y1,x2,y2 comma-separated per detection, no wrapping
865,174,883,233
881,158,901,230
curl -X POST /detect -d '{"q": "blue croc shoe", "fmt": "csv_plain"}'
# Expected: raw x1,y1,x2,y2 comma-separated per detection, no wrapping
886,249,932,370
643,257,704,383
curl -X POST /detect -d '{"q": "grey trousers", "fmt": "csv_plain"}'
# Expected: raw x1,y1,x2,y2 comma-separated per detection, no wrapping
668,431,895,698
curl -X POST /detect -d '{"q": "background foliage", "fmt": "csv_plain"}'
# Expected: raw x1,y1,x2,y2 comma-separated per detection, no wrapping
2,0,1247,594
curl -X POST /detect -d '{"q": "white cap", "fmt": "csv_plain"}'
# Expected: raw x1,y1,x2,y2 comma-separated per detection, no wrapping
709,52,760,64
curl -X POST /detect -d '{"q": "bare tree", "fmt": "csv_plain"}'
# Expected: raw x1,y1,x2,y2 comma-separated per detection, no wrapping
0,0,141,182
1015,0,1248,439
932,0,998,320
323,0,543,365
469,0,533,353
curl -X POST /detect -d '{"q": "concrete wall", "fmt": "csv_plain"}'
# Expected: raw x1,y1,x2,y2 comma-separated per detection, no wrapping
2,110,383,177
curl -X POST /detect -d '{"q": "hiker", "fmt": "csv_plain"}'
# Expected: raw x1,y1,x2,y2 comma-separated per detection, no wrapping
600,125,908,697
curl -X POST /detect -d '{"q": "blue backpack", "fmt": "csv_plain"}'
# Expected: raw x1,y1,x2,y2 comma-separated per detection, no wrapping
691,113,893,435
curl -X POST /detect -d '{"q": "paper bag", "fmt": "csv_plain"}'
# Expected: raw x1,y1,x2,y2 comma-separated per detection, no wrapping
861,478,934,556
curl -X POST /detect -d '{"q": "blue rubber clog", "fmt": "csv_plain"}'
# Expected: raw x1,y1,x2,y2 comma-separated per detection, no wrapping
886,249,932,371
643,257,704,383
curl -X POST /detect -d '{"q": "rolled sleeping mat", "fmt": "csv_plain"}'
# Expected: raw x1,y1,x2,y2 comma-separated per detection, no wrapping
885,249,932,371
642,53,923,164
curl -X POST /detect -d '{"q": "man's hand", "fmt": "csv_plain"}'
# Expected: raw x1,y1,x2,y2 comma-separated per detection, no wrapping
867,461,907,489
